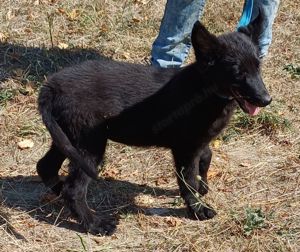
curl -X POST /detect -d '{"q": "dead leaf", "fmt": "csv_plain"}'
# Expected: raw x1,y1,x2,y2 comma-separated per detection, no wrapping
132,17,141,23
155,177,169,186
0,32,9,42
19,84,35,96
25,83,35,95
57,8,66,15
24,28,32,34
26,222,36,228
134,0,147,4
6,10,15,20
207,170,221,179
135,194,154,205
218,188,233,192
27,13,34,21
17,139,34,149
100,24,109,33
121,52,130,60
239,162,251,168
92,236,106,244
212,139,221,148
101,168,120,178
58,42,69,49
164,217,182,227
278,140,292,146
67,9,80,21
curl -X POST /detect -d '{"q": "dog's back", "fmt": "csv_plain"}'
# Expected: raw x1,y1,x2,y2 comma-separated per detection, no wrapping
42,60,177,120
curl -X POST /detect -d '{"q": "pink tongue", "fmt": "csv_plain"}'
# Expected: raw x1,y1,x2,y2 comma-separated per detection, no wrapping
245,100,260,116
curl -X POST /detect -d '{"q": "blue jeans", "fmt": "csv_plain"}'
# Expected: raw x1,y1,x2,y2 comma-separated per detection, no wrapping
151,0,280,68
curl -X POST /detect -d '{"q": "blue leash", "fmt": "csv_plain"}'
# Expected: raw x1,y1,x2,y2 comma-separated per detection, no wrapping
237,0,254,27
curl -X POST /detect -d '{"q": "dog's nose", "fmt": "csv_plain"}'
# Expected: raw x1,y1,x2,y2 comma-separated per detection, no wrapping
261,95,272,107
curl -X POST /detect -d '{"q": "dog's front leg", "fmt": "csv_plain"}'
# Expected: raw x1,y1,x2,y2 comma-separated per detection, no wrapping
172,147,216,220
197,145,212,196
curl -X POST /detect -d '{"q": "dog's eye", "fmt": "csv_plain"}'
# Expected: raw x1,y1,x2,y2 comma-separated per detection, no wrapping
235,71,246,82
232,64,240,74
236,73,246,82
231,65,245,81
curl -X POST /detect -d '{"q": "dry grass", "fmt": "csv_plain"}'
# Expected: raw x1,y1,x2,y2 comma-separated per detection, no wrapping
0,0,299,251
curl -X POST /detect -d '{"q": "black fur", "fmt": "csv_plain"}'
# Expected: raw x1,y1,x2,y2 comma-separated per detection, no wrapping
37,14,271,235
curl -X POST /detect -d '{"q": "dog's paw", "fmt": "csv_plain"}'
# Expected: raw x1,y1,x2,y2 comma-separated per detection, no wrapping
198,184,209,196
84,215,118,236
196,176,209,196
187,198,216,220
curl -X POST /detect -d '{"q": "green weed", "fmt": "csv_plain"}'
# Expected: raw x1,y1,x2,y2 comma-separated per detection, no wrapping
0,89,16,106
18,120,47,137
243,208,266,236
283,63,300,79
235,108,290,132
221,104,291,141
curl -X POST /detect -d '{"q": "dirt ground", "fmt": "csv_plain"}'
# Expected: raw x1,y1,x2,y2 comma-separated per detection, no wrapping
0,0,299,251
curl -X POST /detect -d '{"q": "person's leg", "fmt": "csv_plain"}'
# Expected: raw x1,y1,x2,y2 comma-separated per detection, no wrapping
238,0,280,57
151,0,206,68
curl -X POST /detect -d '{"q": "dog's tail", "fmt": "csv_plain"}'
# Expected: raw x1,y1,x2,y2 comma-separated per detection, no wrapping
38,83,98,180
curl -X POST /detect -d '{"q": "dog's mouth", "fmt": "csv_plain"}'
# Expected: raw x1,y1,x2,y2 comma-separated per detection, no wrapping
239,99,260,116
232,90,260,116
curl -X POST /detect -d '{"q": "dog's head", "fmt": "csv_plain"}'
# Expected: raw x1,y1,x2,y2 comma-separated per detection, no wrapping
191,11,272,116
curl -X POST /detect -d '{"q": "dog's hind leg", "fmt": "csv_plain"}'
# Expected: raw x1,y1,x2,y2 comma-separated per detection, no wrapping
37,143,66,195
61,133,116,235
197,145,212,196
172,146,216,220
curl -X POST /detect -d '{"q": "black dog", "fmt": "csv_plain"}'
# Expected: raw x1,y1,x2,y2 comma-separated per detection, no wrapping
37,13,271,234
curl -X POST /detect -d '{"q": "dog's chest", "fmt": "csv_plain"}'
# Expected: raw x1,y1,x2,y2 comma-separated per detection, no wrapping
205,101,236,140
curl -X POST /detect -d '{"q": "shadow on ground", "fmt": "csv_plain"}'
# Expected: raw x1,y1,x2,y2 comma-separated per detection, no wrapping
0,42,109,85
0,175,186,236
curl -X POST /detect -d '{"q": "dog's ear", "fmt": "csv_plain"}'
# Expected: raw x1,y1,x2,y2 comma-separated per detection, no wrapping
191,21,222,64
238,8,264,46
